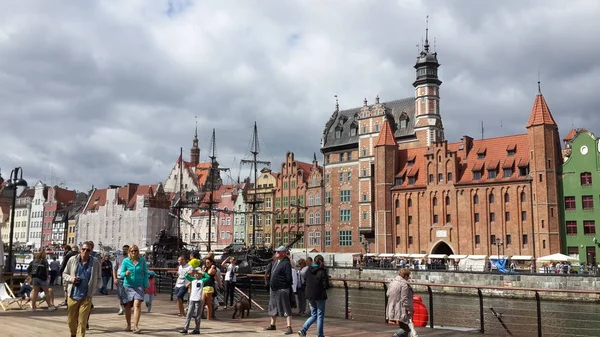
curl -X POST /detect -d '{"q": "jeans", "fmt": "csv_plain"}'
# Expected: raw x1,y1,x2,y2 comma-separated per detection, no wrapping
224,281,236,307
184,300,202,331
49,270,58,285
393,321,410,337
301,300,326,337
297,288,306,314
100,276,110,293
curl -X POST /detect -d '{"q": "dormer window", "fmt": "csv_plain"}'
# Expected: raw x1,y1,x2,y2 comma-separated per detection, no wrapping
488,169,497,179
507,144,516,157
473,170,482,180
476,147,486,160
375,124,380,132
335,130,342,139
395,176,405,185
399,112,409,129
350,127,357,136
407,160,415,167
503,168,513,178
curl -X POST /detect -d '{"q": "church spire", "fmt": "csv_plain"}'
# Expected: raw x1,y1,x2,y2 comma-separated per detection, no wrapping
424,15,430,52
190,117,200,166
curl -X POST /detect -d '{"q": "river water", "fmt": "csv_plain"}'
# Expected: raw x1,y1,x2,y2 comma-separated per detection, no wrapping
249,286,600,336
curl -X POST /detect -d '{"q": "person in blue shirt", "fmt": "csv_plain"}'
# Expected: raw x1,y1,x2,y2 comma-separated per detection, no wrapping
120,244,149,334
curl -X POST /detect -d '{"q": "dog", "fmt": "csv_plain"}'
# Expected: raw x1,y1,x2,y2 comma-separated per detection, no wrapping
232,298,250,319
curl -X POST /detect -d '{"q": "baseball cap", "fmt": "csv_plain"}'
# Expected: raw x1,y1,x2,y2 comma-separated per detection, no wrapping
274,246,287,252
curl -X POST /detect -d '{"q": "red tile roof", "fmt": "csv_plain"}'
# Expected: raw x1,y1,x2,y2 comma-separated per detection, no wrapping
375,120,398,147
85,184,166,212
563,128,587,142
54,187,76,205
526,94,557,128
195,162,213,188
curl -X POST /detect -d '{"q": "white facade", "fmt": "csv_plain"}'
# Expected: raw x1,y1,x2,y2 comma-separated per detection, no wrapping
186,213,219,251
233,188,247,244
12,192,33,247
28,181,46,249
163,159,198,194
77,187,170,251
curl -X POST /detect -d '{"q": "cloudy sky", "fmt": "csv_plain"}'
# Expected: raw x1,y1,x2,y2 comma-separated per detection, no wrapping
1,0,598,192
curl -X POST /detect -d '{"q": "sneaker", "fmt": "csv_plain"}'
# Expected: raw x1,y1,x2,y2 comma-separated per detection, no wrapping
190,330,200,335
48,306,57,311
118,308,124,315
179,329,188,334
284,326,293,335
264,325,276,331
297,331,306,337
59,301,67,306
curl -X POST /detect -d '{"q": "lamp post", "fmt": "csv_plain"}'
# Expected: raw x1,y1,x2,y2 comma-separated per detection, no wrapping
493,238,504,272
3,167,28,273
290,203,308,259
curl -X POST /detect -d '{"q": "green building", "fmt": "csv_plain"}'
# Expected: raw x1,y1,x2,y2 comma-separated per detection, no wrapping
560,128,600,266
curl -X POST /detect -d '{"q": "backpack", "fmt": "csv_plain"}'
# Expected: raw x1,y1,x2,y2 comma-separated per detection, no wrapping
30,260,48,279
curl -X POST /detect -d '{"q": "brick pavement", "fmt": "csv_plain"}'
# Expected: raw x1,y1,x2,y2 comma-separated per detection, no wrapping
0,289,488,337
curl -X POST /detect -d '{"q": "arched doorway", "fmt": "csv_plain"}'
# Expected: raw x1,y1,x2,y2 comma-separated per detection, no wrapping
431,241,454,255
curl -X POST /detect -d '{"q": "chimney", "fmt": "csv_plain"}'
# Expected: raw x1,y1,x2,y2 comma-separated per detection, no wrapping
461,135,474,156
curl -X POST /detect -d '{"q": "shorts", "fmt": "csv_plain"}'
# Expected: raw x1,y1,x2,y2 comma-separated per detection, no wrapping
268,288,292,317
117,279,128,304
32,277,48,287
175,286,188,300
124,286,145,302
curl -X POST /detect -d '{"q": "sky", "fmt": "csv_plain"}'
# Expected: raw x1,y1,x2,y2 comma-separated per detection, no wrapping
1,0,599,192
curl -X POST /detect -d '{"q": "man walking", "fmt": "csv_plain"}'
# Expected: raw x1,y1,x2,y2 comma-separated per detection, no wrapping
113,245,129,315
49,257,60,285
175,255,192,317
100,255,112,295
63,241,101,337
59,245,79,306
265,246,294,335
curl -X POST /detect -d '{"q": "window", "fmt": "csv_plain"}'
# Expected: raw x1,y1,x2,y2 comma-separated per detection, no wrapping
314,195,319,205
408,236,413,244
489,194,495,203
507,150,515,157
446,214,451,223
291,181,296,189
340,153,344,162
275,198,281,208
438,173,443,182
506,235,512,245
490,234,496,244
520,192,526,202
521,211,527,221
315,212,321,224
362,149,367,157
474,213,480,223
324,211,330,223
363,169,368,177
325,192,331,203
429,174,434,183
447,172,453,182
519,166,529,177
347,171,351,182
362,194,367,201
490,212,496,222
581,172,592,186
473,195,479,204
522,234,528,245
325,231,331,246
375,124,380,132
325,174,330,184
503,168,513,178
408,176,416,185
350,128,357,136
395,216,400,225
309,195,314,206
566,221,577,235
395,199,400,208
340,209,351,222
339,172,344,182
445,196,450,205
584,220,596,235
340,190,351,202
475,235,481,244
408,216,412,224
504,193,510,203
433,214,438,223
408,199,412,207
309,214,314,225
348,152,352,160
473,171,482,180
283,182,288,189
339,230,352,246
488,170,497,179
564,196,576,210
543,240,546,249
433,197,438,206
542,219,545,228
582,195,594,210
283,196,288,207
505,212,511,221
363,212,368,220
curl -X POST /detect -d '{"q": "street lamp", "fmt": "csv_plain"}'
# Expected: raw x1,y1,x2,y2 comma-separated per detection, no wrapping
493,237,504,270
4,167,28,273
290,203,308,259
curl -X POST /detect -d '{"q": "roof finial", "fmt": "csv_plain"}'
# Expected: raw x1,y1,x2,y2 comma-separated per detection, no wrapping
194,115,198,138
537,72,542,94
313,152,317,162
334,94,339,111
424,15,430,52
375,95,380,104
363,98,368,106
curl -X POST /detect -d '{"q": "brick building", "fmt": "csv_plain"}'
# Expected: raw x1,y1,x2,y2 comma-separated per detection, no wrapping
306,155,325,251
42,186,77,249
321,32,562,257
246,168,277,247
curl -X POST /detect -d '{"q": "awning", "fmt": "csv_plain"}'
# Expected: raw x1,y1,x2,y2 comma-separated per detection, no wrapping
26,241,34,246
466,255,488,260
488,255,509,260
428,254,448,259
364,253,377,257
448,255,468,259
510,255,534,260
378,253,395,258
408,254,427,258
394,253,410,258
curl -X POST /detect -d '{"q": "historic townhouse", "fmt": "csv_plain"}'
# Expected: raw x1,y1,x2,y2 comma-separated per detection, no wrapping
51,193,87,247
77,183,170,251
306,155,325,251
233,181,249,244
273,152,311,248
27,182,48,249
12,188,35,248
42,186,76,249
246,167,277,247
322,31,562,257
559,129,600,265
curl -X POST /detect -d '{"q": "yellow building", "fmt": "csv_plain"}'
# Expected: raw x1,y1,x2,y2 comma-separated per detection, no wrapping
245,167,278,247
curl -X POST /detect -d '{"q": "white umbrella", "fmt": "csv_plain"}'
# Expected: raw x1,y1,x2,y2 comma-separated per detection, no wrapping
536,253,579,262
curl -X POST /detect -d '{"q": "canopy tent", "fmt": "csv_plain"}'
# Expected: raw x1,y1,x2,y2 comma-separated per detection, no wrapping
427,254,448,259
466,255,488,260
448,254,468,259
408,254,427,259
378,253,395,258
364,253,377,257
394,253,411,258
488,255,509,260
537,253,579,262
510,255,534,260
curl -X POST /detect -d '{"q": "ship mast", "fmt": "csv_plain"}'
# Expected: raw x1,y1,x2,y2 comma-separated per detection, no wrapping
241,122,271,247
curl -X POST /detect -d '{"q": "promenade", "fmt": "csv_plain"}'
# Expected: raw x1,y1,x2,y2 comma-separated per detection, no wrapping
0,290,488,337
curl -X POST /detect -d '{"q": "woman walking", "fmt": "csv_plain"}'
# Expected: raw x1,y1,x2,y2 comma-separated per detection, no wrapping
27,250,57,311
222,256,238,309
120,244,149,334
386,268,414,337
298,255,329,337
201,257,217,320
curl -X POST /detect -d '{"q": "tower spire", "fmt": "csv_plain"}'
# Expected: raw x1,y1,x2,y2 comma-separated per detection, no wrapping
190,115,200,165
424,15,430,52
537,72,542,94
335,94,339,111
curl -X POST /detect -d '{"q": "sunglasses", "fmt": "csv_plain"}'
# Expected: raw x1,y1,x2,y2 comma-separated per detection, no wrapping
81,248,91,252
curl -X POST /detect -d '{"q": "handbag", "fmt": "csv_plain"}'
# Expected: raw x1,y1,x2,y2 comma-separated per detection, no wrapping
408,319,419,337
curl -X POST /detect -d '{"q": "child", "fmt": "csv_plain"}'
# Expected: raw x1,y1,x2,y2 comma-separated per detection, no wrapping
180,268,209,335
145,271,157,312
18,276,33,302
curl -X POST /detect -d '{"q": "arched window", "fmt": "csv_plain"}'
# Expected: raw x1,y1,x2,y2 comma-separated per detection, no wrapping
395,199,400,208
520,192,526,202
433,197,438,206
473,195,479,204
445,196,450,205
408,198,412,207
489,193,495,204
504,193,510,203
581,172,592,186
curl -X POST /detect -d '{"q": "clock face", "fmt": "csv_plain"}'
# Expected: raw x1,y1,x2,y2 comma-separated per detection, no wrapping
581,145,589,155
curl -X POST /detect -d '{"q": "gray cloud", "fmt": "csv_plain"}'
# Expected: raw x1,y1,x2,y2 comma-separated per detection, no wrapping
1,0,598,191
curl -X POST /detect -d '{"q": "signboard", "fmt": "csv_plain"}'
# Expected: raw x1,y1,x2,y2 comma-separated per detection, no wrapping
436,230,447,238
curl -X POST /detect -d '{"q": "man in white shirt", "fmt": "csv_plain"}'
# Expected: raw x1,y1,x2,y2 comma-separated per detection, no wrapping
175,255,192,317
